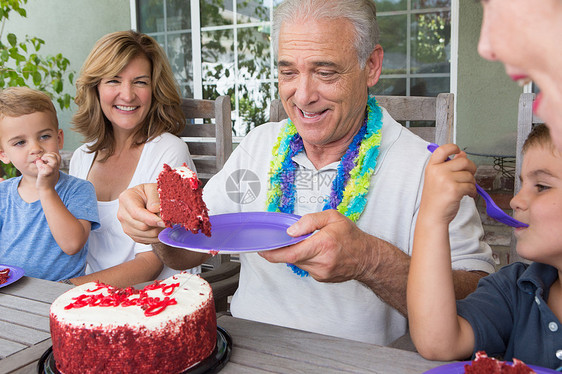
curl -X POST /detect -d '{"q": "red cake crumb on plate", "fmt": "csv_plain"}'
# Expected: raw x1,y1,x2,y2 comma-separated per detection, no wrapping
464,351,536,373
157,163,211,236
424,351,556,373
0,268,10,284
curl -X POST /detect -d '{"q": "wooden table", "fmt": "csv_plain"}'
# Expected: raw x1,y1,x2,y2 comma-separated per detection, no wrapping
0,277,72,374
1,277,450,373
216,315,448,373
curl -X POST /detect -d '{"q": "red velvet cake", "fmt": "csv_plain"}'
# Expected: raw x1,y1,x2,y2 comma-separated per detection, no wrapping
49,272,216,374
465,351,536,373
157,163,211,236
0,268,9,284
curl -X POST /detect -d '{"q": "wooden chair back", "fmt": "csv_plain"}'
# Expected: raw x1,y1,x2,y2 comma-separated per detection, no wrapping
178,96,235,286
269,93,455,145
515,92,544,193
179,96,233,185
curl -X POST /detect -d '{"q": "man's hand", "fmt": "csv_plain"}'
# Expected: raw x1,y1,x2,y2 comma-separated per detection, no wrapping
259,210,380,283
117,183,164,244
260,209,416,315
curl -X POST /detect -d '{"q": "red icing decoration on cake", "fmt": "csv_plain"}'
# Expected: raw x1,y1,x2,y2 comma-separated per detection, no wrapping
50,273,217,374
464,351,536,373
157,163,211,236
63,281,180,316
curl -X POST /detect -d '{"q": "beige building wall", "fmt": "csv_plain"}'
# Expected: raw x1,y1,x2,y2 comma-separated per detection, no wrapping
456,1,523,165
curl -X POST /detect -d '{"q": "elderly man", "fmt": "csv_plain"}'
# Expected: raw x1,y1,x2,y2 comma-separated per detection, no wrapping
118,0,495,345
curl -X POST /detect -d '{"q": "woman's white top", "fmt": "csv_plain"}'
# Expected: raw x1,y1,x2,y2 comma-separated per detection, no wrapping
70,133,199,278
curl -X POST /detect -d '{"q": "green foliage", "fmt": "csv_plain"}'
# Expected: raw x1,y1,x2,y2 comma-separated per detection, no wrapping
200,0,228,27
139,0,276,136
238,94,268,135
415,13,450,65
0,0,75,179
1,162,17,179
0,1,75,109
198,1,273,136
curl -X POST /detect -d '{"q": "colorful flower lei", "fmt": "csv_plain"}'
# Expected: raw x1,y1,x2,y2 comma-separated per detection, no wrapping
266,96,383,276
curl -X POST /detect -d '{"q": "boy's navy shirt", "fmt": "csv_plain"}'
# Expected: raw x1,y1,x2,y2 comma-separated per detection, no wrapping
457,261,562,370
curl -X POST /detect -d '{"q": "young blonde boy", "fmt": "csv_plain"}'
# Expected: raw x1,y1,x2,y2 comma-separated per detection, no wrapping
0,87,99,282
407,124,562,370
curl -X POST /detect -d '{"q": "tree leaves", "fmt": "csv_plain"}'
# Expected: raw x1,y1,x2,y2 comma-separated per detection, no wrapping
0,0,75,179
7,33,17,46
0,14,74,110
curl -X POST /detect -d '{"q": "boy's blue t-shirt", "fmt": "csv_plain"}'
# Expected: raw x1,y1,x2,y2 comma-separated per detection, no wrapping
0,172,100,281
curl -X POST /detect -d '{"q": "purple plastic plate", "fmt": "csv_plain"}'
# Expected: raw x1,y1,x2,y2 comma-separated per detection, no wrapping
158,212,312,254
0,264,25,288
424,361,558,373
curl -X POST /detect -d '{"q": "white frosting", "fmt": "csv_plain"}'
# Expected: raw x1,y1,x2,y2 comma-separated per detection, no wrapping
50,273,212,330
175,165,196,180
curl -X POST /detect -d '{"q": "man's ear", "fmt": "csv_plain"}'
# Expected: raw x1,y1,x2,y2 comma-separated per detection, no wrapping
365,44,384,88
57,129,64,150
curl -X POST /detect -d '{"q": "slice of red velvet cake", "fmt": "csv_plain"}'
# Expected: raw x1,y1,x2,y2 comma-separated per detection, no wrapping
49,272,217,374
464,351,536,373
157,163,211,236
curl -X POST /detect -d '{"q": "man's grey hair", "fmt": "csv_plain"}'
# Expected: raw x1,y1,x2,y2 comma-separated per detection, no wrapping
272,0,380,69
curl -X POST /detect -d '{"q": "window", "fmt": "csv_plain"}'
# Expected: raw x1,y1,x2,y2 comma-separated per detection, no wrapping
137,0,195,97
372,0,451,98
137,0,451,136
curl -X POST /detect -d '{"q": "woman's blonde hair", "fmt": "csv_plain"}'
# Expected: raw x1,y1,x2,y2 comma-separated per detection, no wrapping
72,30,184,160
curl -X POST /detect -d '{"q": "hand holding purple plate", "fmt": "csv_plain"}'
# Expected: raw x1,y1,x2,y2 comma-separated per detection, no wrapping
158,212,312,254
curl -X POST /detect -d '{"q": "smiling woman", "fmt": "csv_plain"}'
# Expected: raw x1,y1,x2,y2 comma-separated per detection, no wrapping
67,30,204,288
97,56,153,138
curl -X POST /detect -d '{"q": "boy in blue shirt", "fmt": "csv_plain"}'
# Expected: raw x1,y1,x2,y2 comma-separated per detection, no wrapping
408,124,562,370
0,87,99,282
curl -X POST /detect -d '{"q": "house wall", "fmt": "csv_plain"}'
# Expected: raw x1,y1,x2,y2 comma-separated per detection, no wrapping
456,1,522,165
5,0,131,151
